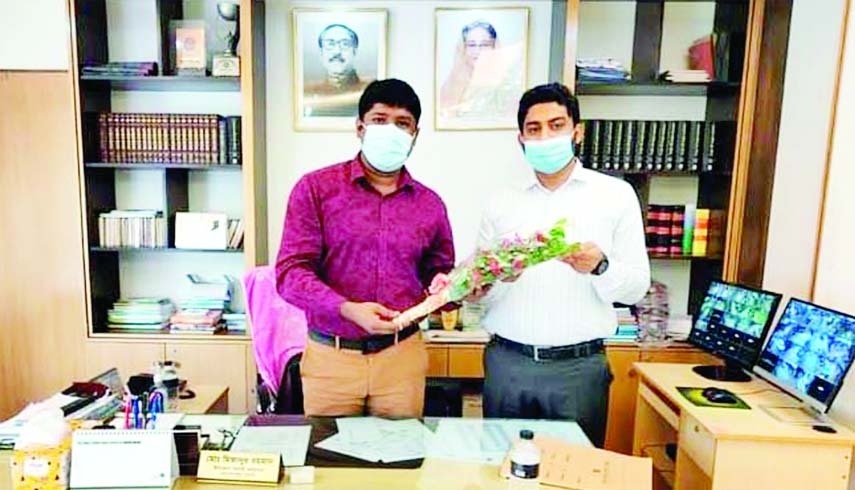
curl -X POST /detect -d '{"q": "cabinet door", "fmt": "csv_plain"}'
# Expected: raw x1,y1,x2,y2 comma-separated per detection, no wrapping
604,347,641,454
447,346,484,378
246,344,259,414
166,343,247,413
85,342,164,380
426,345,449,377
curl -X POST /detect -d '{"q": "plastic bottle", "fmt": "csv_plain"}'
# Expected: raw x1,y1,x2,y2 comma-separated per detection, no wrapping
509,430,541,480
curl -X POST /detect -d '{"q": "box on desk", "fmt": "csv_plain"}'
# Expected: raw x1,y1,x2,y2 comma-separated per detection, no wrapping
9,424,78,490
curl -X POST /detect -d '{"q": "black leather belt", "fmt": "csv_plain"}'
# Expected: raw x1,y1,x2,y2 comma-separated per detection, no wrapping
308,324,420,354
493,335,603,361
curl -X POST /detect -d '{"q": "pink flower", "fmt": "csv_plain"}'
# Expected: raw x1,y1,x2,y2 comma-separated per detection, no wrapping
512,257,526,271
535,232,546,243
471,269,483,285
488,258,502,276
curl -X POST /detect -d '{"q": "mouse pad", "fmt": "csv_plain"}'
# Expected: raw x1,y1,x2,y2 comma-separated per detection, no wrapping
677,387,751,409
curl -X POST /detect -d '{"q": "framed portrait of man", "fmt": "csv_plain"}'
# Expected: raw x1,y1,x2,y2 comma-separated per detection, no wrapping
292,9,388,131
435,8,529,130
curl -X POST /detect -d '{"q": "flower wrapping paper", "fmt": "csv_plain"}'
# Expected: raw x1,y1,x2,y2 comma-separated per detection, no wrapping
394,219,581,328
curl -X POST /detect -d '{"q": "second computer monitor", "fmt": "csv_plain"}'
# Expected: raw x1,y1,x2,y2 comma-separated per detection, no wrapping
689,280,782,381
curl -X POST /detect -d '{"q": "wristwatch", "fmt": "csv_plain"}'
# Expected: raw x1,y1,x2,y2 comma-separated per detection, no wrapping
591,254,610,276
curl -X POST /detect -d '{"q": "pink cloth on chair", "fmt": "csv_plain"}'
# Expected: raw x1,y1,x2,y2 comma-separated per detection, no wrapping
243,266,307,394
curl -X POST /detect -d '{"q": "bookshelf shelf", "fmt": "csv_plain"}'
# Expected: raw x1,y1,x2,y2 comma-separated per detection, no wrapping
80,75,240,92
576,81,739,97
90,247,244,253
89,331,250,341
599,169,733,177
85,162,242,171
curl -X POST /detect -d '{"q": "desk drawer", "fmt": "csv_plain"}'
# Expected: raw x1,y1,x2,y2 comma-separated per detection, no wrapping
448,347,484,378
426,346,448,377
679,415,715,476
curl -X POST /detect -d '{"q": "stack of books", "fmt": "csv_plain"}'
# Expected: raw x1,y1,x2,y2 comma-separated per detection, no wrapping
81,61,157,77
579,120,733,173
223,313,247,334
227,219,245,250
98,209,166,248
169,309,226,334
106,298,174,332
576,58,630,83
660,69,711,84
607,307,640,343
645,205,725,258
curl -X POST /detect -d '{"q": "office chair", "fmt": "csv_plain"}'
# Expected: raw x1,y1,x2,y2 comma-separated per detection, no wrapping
242,266,307,414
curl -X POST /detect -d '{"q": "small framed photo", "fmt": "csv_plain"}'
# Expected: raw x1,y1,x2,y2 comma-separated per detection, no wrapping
292,9,388,131
169,20,207,76
435,8,529,130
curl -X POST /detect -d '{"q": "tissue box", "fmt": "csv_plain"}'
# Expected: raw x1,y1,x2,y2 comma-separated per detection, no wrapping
10,440,71,490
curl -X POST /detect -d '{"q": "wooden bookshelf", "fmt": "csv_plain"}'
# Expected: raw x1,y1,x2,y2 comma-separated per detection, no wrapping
70,0,266,413
562,0,788,316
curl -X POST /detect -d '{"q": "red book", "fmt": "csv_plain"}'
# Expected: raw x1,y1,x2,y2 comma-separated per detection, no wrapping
689,35,715,79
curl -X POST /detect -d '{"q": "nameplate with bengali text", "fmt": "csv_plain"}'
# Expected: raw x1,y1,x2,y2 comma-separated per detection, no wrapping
196,450,282,485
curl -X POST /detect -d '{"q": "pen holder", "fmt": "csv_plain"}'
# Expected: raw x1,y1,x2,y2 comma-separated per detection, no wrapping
9,423,77,490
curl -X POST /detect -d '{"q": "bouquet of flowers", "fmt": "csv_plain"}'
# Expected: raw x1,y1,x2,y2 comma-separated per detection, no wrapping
393,219,581,328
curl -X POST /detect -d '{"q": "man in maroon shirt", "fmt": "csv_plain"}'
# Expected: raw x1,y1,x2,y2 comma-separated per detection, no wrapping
276,79,455,417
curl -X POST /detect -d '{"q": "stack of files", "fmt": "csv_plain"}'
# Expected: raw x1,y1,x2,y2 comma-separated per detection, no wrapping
576,58,630,83
607,325,640,343
169,309,226,334
82,61,157,77
315,417,433,463
107,298,174,331
179,274,233,311
98,209,166,248
223,313,247,333
661,69,711,83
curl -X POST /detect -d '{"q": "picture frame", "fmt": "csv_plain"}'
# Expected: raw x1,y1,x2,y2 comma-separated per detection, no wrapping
169,20,207,77
292,9,388,131
435,7,529,130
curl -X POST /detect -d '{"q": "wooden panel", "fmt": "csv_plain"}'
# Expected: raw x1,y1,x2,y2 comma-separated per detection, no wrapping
166,343,247,414
639,348,721,366
604,347,640,454
678,415,714,476
562,0,580,87
448,347,484,378
426,345,449,377
631,1,664,82
246,344,258,414
84,341,164,379
0,71,88,420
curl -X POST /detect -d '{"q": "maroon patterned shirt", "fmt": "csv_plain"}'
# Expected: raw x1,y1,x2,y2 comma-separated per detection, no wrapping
275,156,455,339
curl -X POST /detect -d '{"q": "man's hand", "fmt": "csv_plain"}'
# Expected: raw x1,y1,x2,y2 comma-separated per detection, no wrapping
561,242,604,274
340,301,400,335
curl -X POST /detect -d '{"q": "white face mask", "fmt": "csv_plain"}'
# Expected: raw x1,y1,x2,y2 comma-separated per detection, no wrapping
360,124,415,173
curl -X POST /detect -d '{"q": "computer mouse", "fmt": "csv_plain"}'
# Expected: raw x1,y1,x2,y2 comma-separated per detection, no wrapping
702,387,737,404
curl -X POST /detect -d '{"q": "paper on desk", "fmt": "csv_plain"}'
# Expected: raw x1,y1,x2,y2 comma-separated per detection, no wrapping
500,436,652,490
229,426,312,467
0,393,80,446
315,417,433,463
427,418,592,465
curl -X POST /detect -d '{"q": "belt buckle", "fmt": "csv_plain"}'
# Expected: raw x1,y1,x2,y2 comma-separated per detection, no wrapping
533,345,544,362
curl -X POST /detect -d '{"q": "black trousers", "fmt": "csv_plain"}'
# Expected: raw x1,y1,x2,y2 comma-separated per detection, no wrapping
483,339,613,448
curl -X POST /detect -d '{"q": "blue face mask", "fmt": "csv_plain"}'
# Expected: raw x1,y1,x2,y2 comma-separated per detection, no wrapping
523,135,576,175
360,123,415,173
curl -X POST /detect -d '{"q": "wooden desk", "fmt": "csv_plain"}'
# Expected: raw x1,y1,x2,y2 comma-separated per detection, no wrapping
176,385,229,414
633,363,855,490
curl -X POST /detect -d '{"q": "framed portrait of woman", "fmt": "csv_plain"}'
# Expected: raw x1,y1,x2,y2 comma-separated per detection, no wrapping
435,7,529,130
292,9,388,131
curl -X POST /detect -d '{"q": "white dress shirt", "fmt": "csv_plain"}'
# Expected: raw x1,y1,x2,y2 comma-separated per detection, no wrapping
477,164,651,346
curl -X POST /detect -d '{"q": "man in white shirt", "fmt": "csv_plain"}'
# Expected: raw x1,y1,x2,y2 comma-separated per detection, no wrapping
476,83,650,447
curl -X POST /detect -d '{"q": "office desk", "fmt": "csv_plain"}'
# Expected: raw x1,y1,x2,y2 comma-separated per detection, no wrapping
633,363,855,490
176,385,229,414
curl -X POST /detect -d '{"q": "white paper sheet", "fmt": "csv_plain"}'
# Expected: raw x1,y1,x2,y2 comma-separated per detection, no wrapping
229,425,312,467
315,417,433,463
426,418,592,465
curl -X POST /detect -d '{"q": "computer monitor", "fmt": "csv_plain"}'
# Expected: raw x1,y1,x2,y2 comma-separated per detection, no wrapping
688,280,782,382
753,298,855,414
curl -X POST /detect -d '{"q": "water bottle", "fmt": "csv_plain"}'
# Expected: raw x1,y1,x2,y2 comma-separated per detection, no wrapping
509,430,541,481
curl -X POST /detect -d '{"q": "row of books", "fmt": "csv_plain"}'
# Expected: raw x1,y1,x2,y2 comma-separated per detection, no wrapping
95,113,241,165
227,219,245,250
579,120,731,173
645,205,725,258
98,210,166,248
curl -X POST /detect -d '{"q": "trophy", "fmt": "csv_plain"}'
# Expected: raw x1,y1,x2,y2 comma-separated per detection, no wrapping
212,2,240,77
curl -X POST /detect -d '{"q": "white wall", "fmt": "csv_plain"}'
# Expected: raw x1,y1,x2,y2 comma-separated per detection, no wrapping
265,0,553,263
762,0,846,301
0,0,70,70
